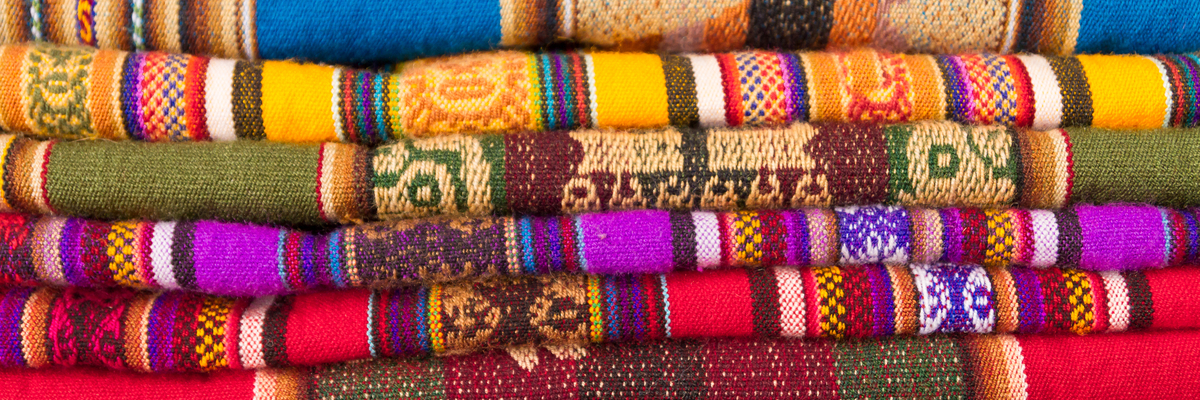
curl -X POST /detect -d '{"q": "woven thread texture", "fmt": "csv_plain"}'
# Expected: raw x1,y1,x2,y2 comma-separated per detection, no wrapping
5,44,1200,142
0,204,1191,296
0,264,1192,372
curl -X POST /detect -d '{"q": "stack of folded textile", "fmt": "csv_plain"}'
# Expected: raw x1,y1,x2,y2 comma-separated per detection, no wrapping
0,0,1198,398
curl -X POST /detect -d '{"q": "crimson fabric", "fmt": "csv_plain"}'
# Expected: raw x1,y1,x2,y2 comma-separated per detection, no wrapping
0,266,1193,372
2,332,1200,399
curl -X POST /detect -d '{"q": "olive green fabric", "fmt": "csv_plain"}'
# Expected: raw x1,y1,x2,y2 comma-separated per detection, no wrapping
1069,128,1200,207
45,140,325,225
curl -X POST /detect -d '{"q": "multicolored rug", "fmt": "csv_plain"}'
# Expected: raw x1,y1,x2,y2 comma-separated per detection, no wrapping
1,265,1196,372
0,122,1194,225
0,204,1195,296
1,0,1197,63
4,44,1200,142
5,331,1200,399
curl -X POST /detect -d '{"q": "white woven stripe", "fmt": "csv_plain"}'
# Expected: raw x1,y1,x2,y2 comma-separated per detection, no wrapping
1048,129,1072,207
1147,56,1173,128
773,266,806,337
204,59,238,141
149,221,178,290
691,211,721,269
318,144,338,221
240,0,257,59
1016,55,1063,131
252,368,279,400
239,296,276,369
330,69,345,142
997,335,1031,400
686,54,727,128
1099,271,1130,332
1028,210,1058,268
28,141,52,214
584,53,598,127
913,265,948,335
1000,0,1022,53
560,0,573,38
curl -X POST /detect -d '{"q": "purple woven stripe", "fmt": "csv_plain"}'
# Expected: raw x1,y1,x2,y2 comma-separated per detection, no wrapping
191,221,287,296
1010,267,1045,333
940,209,964,263
0,287,33,367
579,210,673,275
1076,204,1164,270
868,265,895,336
146,292,179,372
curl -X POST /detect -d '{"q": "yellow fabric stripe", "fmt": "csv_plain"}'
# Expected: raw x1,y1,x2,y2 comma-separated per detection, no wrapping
590,52,669,128
260,61,337,142
1077,55,1166,129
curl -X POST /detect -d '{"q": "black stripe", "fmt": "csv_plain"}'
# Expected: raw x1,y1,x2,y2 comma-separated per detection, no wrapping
747,0,835,49
1015,0,1046,52
539,0,558,45
669,211,697,271
261,296,295,367
747,268,782,337
1122,271,1154,330
171,221,198,290
661,55,699,128
231,61,265,139
680,129,710,208
1046,57,1093,127
1054,208,1081,268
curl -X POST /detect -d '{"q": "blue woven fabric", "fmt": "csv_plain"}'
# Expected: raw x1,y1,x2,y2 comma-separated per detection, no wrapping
257,0,502,64
1077,0,1200,54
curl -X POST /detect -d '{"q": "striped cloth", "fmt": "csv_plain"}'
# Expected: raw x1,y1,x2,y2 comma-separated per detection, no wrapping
0,265,1194,372
4,43,1200,143
2,0,1197,63
0,204,1194,296
2,122,1200,226
5,331,1200,399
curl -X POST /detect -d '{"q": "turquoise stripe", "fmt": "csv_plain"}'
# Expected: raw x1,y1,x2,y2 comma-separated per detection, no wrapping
1162,208,1174,265
574,216,587,272
520,217,535,274
276,230,290,291
366,292,377,358
373,75,389,142
328,231,344,287
659,275,672,338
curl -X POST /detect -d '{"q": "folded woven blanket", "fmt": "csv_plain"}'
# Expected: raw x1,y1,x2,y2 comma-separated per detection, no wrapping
2,265,1193,372
1,204,1194,296
5,332,1199,399
3,122,1200,226
5,44,1200,143
2,0,1198,63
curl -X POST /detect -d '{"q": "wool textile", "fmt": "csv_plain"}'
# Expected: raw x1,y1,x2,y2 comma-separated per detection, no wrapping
0,204,1193,296
0,134,372,226
7,44,1200,143
5,331,1200,399
1,265,1196,372
375,123,1200,218
4,122,1200,226
2,0,1198,63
